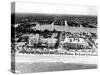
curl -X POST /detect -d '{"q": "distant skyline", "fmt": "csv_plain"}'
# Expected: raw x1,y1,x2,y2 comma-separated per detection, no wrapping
12,2,98,16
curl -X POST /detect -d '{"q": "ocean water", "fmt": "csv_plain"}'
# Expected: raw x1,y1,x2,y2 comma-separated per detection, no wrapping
12,54,97,73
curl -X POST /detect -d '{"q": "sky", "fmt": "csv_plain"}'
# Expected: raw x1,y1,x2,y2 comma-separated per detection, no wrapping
13,2,97,16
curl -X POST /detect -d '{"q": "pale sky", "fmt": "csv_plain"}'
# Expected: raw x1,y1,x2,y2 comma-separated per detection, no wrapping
14,2,97,16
